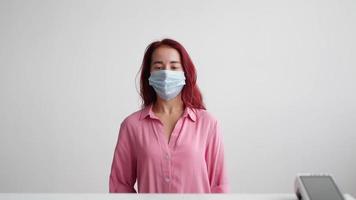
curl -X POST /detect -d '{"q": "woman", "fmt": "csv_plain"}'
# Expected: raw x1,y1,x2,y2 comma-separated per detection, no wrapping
109,38,228,193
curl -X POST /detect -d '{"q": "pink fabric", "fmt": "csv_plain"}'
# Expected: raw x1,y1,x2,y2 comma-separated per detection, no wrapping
109,104,229,193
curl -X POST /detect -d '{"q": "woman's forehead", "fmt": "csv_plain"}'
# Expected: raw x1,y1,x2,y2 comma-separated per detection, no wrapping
152,46,181,60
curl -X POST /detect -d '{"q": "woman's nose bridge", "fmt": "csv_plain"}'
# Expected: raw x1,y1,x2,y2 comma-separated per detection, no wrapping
163,62,171,69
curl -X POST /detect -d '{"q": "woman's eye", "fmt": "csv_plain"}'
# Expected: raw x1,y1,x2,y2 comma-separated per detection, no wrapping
154,66,162,70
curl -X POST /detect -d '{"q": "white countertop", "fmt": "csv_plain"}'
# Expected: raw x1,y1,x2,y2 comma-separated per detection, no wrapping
0,193,354,200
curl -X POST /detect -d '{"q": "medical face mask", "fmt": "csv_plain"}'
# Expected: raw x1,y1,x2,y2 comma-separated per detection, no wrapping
148,70,186,100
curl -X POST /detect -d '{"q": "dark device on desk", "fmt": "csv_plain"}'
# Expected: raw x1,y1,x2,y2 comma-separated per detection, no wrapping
295,174,345,200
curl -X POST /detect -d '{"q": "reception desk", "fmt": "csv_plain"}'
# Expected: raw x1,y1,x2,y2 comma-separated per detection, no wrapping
0,194,355,200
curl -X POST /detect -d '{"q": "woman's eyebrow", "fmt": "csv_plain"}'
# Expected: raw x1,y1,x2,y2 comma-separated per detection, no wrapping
152,61,163,65
152,61,181,64
170,61,181,64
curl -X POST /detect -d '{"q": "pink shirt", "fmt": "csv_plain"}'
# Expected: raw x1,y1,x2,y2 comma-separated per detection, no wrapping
109,104,229,193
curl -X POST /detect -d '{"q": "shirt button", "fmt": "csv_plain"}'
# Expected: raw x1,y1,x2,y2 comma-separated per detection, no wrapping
165,153,170,160
165,177,170,182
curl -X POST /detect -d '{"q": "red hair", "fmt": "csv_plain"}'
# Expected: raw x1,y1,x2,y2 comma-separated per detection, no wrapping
139,38,206,110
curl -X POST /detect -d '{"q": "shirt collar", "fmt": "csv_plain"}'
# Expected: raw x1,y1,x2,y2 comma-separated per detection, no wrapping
139,104,196,122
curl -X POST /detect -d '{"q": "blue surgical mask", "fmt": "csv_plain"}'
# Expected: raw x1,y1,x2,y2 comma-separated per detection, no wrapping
148,70,186,100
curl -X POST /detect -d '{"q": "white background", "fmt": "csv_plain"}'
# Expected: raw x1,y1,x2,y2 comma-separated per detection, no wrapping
0,0,355,196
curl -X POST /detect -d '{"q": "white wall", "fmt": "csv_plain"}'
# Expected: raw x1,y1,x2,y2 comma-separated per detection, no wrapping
0,0,355,196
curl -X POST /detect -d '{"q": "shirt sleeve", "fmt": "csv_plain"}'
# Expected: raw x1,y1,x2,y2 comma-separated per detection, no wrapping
109,120,137,193
205,119,229,193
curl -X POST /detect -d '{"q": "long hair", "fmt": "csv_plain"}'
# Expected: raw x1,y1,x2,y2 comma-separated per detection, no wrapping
139,38,206,110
